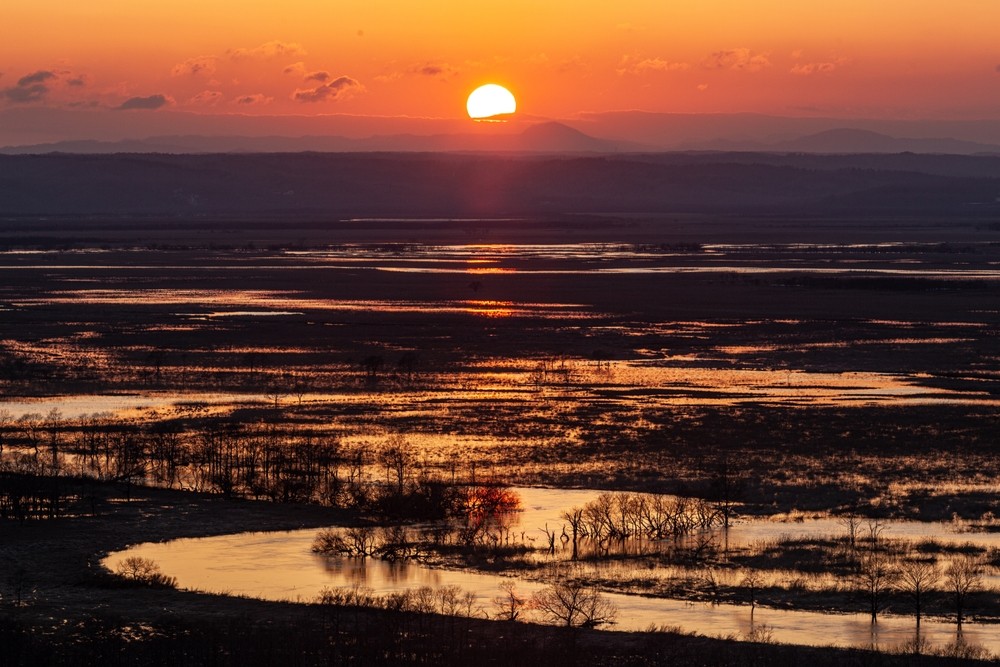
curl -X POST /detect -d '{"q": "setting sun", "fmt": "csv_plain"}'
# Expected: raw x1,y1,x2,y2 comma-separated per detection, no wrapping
466,84,516,120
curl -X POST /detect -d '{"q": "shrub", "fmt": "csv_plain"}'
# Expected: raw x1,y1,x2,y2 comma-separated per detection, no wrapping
114,556,177,588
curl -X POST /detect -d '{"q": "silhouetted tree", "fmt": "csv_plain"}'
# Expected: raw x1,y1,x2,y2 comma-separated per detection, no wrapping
898,558,940,627
858,550,897,623
530,580,617,628
492,581,526,621
709,459,745,532
361,355,384,379
378,435,414,500
945,554,984,627
560,507,584,560
741,568,764,622
114,556,177,588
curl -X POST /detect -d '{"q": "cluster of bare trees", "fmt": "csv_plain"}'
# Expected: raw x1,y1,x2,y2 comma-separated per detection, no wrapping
0,413,464,517
0,472,97,522
847,518,986,627
318,584,480,618
313,525,424,560
492,579,618,629
317,578,617,630
313,482,523,560
557,492,725,559
528,580,618,628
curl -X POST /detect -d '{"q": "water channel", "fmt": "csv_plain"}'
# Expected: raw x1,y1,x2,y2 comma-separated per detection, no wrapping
104,487,1000,656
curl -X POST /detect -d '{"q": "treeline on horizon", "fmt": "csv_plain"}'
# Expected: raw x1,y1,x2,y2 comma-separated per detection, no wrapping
1,152,1000,218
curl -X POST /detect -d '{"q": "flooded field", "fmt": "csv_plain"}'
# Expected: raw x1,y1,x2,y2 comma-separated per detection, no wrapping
4,235,1000,510
4,217,1000,663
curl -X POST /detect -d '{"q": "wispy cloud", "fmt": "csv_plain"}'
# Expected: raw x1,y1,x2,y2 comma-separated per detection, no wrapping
284,63,336,84
790,61,840,75
171,56,218,77
117,94,172,111
18,70,57,86
4,83,49,103
410,63,458,79
1,68,89,106
292,76,362,102
702,48,771,72
188,90,224,106
305,70,331,83
234,93,273,106
4,70,58,103
375,61,459,83
228,41,306,60
617,54,690,76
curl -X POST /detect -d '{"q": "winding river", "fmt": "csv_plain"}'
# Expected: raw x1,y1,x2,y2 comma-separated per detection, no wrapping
104,487,999,656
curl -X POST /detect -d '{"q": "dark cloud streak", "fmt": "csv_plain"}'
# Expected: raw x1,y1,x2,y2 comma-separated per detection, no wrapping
17,70,56,86
292,76,361,103
117,94,170,111
4,83,49,103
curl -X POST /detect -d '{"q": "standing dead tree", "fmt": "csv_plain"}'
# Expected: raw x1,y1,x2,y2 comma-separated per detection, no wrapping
492,581,526,621
945,554,984,628
857,550,897,623
898,558,940,628
530,580,618,629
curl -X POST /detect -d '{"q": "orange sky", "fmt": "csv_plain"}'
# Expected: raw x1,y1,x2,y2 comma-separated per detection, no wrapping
1,1,999,129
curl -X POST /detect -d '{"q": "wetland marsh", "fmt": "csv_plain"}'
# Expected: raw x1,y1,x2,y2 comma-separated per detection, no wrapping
4,214,1000,662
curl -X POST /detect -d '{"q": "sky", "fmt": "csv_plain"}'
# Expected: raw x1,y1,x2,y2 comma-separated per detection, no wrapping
2,1,999,143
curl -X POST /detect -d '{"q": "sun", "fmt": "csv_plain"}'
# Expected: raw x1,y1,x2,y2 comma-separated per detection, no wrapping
466,84,517,120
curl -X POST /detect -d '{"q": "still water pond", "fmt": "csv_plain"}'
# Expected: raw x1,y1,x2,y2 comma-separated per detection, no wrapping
104,487,999,655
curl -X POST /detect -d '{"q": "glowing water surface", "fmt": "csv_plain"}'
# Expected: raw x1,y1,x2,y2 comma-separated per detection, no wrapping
4,355,996,425
0,393,267,420
104,487,1000,655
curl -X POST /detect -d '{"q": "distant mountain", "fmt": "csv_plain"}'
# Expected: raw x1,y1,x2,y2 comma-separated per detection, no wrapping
0,121,645,155
773,129,1000,154
508,121,644,152
8,106,1000,154
565,111,1000,153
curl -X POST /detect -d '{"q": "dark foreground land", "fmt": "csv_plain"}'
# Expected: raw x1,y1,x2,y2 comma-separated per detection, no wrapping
0,478,988,667
3,151,1000,219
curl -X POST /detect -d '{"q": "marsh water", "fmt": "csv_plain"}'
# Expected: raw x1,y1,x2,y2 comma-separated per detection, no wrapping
105,486,1000,655
10,239,1000,654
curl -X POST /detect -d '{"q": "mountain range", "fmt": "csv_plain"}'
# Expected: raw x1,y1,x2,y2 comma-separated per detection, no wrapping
5,108,1000,156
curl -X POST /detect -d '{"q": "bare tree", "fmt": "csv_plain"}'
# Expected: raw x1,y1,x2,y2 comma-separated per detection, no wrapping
264,380,286,408
560,507,584,560
709,459,745,532
346,526,380,557
857,550,897,623
0,408,10,461
362,355,384,379
378,435,414,498
838,514,861,554
898,558,940,627
114,556,177,588
530,580,618,629
945,554,984,627
741,568,764,622
492,581,526,621
864,519,887,551
44,408,62,472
